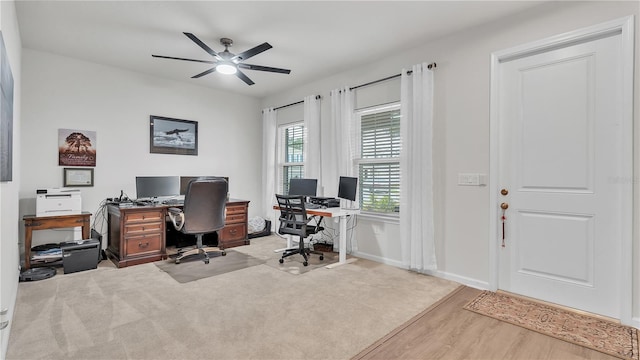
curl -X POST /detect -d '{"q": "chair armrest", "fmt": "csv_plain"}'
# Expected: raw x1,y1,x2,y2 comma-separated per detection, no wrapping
167,207,185,231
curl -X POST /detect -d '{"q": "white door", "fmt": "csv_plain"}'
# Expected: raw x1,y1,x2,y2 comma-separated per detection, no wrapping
495,20,632,319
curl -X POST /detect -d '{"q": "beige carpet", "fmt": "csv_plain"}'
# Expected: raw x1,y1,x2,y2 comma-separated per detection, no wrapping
464,291,639,360
7,235,460,360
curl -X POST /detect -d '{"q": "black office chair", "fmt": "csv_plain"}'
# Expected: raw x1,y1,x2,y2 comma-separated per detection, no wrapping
168,177,228,264
276,194,324,266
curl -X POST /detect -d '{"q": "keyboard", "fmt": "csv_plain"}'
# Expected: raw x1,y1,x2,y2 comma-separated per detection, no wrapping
162,199,184,206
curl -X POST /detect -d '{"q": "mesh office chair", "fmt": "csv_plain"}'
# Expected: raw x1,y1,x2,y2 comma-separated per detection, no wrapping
276,194,324,266
168,177,228,264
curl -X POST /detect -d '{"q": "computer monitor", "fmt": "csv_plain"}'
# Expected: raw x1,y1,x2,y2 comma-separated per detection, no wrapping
338,176,358,201
135,176,180,200
180,176,229,195
288,178,318,197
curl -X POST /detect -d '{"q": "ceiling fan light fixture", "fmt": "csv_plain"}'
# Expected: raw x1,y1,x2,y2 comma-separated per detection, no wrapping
217,62,237,75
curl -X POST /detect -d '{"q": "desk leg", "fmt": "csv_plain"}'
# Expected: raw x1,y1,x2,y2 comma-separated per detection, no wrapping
273,234,293,253
24,226,32,270
325,214,357,269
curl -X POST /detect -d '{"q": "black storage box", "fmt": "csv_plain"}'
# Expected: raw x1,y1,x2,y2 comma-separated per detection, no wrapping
60,239,100,274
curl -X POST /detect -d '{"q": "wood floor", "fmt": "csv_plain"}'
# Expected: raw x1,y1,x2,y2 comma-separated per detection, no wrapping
353,286,620,360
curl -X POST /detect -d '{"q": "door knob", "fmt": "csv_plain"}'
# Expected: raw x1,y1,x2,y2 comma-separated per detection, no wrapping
501,188,509,196
500,202,509,210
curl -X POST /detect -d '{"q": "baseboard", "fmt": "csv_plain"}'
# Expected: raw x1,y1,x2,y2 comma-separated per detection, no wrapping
431,270,489,290
350,251,405,269
351,251,490,290
630,317,640,329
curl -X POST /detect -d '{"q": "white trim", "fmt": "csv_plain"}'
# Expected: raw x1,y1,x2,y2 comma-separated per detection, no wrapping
489,15,635,325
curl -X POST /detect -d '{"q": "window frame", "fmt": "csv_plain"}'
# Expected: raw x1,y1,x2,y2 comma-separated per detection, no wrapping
277,121,305,195
354,103,401,221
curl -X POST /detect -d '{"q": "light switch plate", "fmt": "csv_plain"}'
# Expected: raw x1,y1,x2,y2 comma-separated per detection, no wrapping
458,173,486,186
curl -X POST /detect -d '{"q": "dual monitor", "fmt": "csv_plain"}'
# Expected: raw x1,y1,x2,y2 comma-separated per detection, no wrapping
289,176,358,201
135,176,228,200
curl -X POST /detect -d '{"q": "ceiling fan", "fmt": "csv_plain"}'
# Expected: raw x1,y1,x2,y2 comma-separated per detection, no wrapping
152,33,291,86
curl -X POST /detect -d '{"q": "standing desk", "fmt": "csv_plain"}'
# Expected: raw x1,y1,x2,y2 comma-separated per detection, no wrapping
273,205,360,268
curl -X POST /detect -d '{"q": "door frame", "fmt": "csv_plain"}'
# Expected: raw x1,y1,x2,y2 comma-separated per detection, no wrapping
488,16,635,325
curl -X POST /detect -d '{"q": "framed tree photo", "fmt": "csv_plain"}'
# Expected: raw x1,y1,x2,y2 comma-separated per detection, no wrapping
149,115,198,155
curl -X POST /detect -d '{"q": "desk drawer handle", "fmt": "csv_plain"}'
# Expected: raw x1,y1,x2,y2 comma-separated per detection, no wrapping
139,242,149,248
0,320,8,330
229,229,237,235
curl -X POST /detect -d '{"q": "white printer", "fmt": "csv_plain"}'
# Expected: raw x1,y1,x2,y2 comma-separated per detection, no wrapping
36,188,82,217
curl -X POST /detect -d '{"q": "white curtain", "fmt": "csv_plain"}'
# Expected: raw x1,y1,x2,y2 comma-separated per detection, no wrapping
330,87,356,180
400,63,436,272
262,108,277,228
303,95,322,192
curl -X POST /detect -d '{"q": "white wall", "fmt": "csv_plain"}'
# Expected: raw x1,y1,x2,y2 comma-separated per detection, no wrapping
20,49,264,248
261,0,640,315
0,1,21,358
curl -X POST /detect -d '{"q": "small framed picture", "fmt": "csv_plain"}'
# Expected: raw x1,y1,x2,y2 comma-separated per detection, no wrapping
63,168,94,187
149,115,198,155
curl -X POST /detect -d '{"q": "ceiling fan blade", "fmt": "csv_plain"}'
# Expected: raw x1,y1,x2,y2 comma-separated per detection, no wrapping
233,42,272,61
191,67,216,78
235,69,255,86
183,32,221,59
152,54,216,64
238,63,291,74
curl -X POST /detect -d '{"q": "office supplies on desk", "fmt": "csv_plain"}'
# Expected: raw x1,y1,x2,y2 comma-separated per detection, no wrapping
162,198,184,206
305,202,321,209
36,188,81,217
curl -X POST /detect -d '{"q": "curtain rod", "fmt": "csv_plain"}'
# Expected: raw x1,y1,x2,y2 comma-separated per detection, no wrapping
272,94,322,111
349,62,436,91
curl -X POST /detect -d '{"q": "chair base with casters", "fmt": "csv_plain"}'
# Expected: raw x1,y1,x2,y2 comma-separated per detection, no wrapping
279,237,323,267
174,233,226,264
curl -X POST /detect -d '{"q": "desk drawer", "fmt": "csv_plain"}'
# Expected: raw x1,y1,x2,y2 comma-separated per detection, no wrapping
125,233,162,256
124,222,163,235
225,212,247,224
220,223,246,242
124,211,164,223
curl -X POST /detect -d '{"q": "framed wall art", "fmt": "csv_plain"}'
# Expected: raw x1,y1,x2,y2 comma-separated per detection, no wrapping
63,168,94,187
150,115,198,155
0,32,14,182
58,129,97,166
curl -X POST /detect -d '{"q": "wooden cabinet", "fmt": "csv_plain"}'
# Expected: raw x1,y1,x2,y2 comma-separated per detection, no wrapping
106,206,166,268
219,199,249,248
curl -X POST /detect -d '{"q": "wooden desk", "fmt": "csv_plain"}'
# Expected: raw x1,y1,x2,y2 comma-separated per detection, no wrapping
23,212,92,270
106,199,249,268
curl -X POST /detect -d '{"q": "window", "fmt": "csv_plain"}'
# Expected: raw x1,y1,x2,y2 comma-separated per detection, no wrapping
278,122,305,194
356,104,401,215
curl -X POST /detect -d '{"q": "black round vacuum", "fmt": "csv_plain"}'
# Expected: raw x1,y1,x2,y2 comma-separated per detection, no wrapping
19,267,56,282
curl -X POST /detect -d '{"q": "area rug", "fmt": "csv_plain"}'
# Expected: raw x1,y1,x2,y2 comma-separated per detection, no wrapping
464,291,639,360
155,250,265,283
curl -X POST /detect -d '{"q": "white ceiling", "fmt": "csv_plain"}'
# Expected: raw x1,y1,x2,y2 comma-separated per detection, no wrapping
15,1,546,98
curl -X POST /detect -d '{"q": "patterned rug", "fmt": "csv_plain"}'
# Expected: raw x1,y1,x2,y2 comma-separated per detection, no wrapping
464,291,639,360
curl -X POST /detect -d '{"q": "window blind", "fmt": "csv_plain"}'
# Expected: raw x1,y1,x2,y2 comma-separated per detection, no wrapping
358,108,401,213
